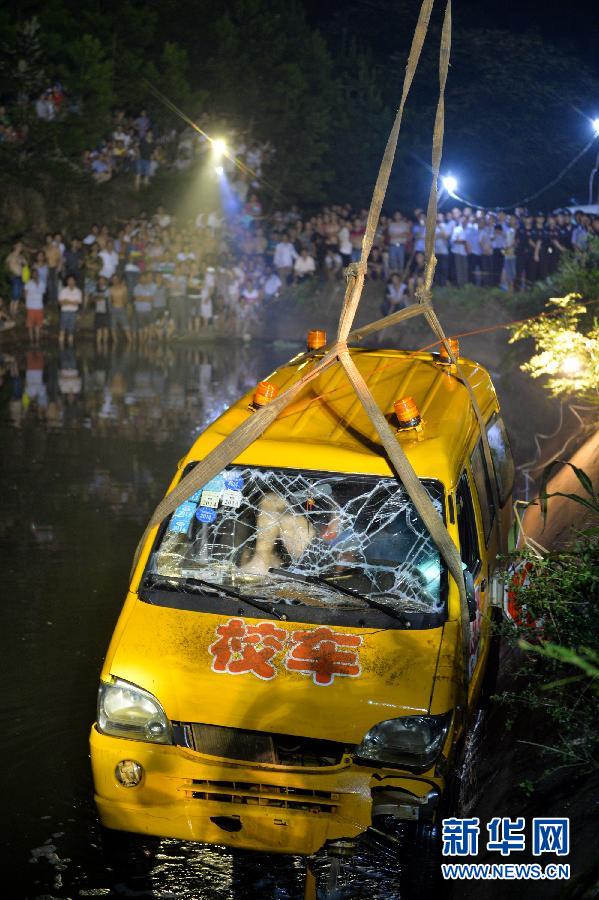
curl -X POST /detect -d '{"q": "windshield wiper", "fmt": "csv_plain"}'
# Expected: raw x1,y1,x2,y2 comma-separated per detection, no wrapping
143,573,283,620
269,568,410,626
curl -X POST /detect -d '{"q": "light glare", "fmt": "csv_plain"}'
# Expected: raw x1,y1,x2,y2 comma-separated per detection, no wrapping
561,354,583,375
212,138,227,156
442,175,458,194
215,165,224,176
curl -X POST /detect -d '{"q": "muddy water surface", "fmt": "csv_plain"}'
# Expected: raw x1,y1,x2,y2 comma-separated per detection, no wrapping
0,338,564,898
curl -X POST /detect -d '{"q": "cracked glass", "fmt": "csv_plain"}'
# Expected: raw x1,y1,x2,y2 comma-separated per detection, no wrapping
148,467,446,615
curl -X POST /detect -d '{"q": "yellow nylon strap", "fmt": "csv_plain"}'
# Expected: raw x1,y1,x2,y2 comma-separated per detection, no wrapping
336,0,435,344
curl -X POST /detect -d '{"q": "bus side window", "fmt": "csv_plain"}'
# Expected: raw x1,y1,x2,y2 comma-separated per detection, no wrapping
456,472,481,576
470,440,495,545
486,413,515,507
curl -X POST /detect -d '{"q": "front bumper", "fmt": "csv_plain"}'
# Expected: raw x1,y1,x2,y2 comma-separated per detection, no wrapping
90,726,441,856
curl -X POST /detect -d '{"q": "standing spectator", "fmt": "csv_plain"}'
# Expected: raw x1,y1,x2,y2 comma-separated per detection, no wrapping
169,263,188,334
5,240,26,317
99,239,119,281
64,238,84,288
502,216,517,292
134,109,151,138
465,217,482,286
25,268,45,345
44,234,62,306
109,274,132,344
58,274,82,347
387,211,411,274
34,250,49,298
491,224,506,286
90,275,111,350
135,130,155,191
479,216,494,287
449,218,469,288
434,214,449,287
133,271,156,342
349,218,365,262
338,219,352,269
273,234,298,284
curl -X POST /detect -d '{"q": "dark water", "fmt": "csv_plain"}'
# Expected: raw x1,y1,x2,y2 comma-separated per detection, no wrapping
0,338,563,898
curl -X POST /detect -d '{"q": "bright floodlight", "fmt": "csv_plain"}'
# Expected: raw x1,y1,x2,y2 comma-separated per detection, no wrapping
212,138,227,156
442,175,458,194
592,118,599,137
215,165,224,176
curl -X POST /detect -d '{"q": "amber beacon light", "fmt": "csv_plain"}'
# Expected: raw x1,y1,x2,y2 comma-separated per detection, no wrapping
394,396,422,429
253,380,279,407
438,338,459,365
307,330,327,351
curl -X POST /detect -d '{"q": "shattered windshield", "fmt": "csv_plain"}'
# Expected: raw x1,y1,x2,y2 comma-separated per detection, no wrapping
146,467,446,616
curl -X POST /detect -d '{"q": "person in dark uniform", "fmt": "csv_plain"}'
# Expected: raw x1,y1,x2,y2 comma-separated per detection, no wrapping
551,210,571,271
516,214,533,289
544,214,560,276
525,215,543,285
533,213,551,281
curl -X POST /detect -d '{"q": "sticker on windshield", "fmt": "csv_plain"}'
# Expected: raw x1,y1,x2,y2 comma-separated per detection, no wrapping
168,500,197,533
207,618,362,685
224,471,244,491
196,506,217,524
200,489,221,509
222,488,243,508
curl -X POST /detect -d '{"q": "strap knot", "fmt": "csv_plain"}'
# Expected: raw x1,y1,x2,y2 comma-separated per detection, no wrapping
344,261,367,280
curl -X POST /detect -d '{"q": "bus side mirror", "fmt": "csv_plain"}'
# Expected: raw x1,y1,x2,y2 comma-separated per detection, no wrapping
464,569,477,622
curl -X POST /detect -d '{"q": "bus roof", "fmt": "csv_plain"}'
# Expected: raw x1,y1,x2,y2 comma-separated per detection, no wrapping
185,348,499,490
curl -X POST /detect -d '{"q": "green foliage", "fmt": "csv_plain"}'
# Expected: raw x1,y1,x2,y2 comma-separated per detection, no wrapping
498,463,599,769
0,17,46,104
553,238,599,300
509,293,599,403
537,458,599,525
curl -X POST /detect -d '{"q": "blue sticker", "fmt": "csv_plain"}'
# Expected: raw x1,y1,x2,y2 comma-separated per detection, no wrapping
168,501,197,533
224,471,245,490
196,506,217,524
204,475,225,493
188,490,202,503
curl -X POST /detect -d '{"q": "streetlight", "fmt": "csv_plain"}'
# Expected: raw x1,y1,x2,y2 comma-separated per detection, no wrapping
442,175,458,195
212,138,227,157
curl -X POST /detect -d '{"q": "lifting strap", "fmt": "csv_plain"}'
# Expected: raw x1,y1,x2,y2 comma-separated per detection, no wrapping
131,0,500,701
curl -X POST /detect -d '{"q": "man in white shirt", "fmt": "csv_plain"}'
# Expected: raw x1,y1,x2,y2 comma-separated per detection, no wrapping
450,217,469,288
99,239,119,280
25,269,45,344
58,275,83,347
273,234,298,284
294,248,316,282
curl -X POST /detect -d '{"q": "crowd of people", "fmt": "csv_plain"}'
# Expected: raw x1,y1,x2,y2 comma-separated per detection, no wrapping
82,108,273,194
3,199,597,349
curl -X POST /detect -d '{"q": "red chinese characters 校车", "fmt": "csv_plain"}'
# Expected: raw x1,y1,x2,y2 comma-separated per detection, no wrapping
208,618,287,680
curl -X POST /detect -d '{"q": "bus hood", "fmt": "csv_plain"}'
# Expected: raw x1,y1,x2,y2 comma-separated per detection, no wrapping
107,598,445,744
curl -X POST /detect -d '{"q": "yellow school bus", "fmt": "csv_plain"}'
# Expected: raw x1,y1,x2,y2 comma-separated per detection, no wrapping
90,341,514,876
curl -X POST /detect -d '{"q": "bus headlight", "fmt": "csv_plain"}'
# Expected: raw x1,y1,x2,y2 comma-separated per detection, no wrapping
97,678,172,744
355,713,451,769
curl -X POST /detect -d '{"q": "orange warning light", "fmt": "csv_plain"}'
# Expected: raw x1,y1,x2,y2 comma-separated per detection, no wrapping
438,338,459,364
394,396,422,429
253,380,279,407
307,330,327,351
